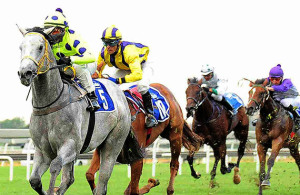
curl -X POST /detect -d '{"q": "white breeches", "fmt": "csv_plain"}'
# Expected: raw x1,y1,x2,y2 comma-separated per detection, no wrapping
280,96,300,108
211,94,223,101
111,61,154,95
73,62,97,93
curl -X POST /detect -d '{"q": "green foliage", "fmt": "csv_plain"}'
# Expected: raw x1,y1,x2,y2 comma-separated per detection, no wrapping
0,117,29,129
0,162,299,194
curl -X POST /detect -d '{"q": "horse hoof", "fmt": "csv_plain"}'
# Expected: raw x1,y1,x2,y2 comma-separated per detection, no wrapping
192,172,201,179
148,178,160,186
209,180,218,188
261,180,271,186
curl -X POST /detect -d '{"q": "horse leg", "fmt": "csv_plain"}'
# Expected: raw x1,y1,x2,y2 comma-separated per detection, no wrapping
262,137,284,187
94,123,128,195
86,149,100,192
210,146,220,188
187,150,201,179
288,141,300,183
29,148,50,195
219,143,230,174
166,128,182,195
232,129,248,184
257,143,267,195
48,140,77,195
56,162,75,195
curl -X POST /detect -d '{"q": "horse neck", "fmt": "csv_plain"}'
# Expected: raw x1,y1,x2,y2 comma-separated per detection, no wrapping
31,60,64,108
260,97,281,119
195,92,214,120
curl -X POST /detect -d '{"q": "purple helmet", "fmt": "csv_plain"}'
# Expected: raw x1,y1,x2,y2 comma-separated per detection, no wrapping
269,64,284,78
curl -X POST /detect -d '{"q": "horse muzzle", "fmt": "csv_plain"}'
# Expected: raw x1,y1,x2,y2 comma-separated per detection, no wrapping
186,107,195,118
18,69,36,87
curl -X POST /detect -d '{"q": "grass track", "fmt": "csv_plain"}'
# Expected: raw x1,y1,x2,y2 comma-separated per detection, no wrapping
0,162,299,194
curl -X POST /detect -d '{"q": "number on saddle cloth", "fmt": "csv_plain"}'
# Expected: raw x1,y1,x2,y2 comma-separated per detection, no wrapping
124,85,170,122
223,93,244,112
76,79,115,112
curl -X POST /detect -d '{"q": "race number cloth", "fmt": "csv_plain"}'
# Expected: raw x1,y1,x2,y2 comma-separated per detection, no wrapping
76,79,115,112
93,80,115,112
124,85,170,122
224,93,244,112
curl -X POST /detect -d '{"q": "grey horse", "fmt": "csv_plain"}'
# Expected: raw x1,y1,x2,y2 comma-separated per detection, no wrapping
17,28,131,195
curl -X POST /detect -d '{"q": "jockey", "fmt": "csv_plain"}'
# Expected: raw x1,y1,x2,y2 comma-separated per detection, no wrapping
198,64,235,115
93,25,158,128
253,64,300,131
43,8,100,111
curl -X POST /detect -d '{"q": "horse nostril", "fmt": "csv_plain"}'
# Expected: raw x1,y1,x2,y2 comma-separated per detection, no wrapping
246,107,253,115
17,71,20,77
25,71,33,79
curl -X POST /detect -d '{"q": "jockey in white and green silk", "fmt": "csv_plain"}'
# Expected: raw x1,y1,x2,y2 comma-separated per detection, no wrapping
93,25,158,128
43,8,100,111
198,64,235,115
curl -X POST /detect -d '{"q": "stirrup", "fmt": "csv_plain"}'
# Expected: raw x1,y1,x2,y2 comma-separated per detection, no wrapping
145,115,158,128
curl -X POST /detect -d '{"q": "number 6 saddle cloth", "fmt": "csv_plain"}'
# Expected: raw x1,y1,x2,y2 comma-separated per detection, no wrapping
124,85,170,122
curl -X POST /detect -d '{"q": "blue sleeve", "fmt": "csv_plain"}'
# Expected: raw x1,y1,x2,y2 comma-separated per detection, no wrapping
272,79,293,92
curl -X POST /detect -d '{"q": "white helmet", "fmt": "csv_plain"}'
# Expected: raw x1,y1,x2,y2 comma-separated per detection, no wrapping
201,64,214,75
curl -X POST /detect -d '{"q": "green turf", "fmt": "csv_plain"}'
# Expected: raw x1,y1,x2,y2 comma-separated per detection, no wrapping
0,162,299,194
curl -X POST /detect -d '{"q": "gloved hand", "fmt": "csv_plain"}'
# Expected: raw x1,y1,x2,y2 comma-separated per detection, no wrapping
57,56,71,66
108,77,119,84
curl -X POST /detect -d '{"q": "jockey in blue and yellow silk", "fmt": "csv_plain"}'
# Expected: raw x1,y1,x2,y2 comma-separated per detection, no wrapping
43,8,100,111
93,25,158,128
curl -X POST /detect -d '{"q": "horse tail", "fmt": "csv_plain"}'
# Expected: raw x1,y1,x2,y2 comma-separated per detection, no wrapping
182,120,203,152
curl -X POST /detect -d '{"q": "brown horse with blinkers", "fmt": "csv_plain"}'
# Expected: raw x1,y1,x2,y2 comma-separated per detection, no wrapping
185,77,249,187
86,83,201,195
246,82,300,195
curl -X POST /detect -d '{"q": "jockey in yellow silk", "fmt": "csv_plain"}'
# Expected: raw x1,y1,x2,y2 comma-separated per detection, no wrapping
93,25,158,128
43,8,100,111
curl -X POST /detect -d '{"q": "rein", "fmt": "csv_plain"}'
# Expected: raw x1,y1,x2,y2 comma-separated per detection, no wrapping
187,83,222,126
248,84,270,111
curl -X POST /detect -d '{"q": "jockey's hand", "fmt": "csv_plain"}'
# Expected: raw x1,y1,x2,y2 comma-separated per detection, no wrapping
92,71,99,79
266,87,274,91
58,56,71,66
209,88,213,93
107,77,119,84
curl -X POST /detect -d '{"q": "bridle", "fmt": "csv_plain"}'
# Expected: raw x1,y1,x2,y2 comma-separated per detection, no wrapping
248,84,270,111
186,83,208,110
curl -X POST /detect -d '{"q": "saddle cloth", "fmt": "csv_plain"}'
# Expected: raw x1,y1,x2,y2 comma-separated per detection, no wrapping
223,93,244,112
76,79,115,112
124,85,170,122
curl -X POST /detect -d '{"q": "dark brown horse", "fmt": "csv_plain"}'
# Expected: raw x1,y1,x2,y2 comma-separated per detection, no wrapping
246,83,300,195
185,78,249,187
86,83,201,195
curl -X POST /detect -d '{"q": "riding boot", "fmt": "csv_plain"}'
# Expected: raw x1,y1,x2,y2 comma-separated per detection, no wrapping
221,97,235,116
287,105,300,131
142,91,158,128
87,91,100,112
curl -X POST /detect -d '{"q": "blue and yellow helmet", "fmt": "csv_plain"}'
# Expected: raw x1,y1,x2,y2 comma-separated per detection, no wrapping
44,8,68,28
101,25,122,40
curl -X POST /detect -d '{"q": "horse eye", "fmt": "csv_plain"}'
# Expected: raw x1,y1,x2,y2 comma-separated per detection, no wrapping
39,45,43,51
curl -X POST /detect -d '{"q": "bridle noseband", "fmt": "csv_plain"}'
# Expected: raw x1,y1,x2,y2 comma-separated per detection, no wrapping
248,84,270,111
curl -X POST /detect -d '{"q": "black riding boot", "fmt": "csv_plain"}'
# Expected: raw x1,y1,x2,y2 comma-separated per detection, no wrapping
87,91,100,111
221,97,235,116
142,91,158,128
287,105,300,131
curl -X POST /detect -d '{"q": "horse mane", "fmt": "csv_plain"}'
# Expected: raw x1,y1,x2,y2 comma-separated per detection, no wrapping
188,77,199,84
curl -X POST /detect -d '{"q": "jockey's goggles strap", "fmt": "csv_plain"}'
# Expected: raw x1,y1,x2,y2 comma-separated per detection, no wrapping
21,32,53,75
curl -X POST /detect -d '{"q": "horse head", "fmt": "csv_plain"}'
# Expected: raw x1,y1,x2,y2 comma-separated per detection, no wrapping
246,84,270,116
18,27,54,86
185,77,208,118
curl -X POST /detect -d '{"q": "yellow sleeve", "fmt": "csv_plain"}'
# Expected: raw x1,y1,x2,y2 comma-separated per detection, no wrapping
123,46,143,83
97,50,107,78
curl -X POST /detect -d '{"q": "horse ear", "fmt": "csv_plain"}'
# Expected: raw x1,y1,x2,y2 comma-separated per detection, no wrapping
262,78,269,86
16,24,27,36
43,27,53,35
187,78,191,84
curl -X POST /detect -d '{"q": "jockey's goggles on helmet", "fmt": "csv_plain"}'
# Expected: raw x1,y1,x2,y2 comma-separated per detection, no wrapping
102,38,120,47
50,27,65,35
270,77,281,82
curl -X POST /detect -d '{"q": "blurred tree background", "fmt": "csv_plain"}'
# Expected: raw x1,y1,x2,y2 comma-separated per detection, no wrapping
0,117,29,129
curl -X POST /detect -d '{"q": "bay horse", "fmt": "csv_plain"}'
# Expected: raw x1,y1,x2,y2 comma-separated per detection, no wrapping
246,83,300,195
185,77,249,187
86,83,202,195
18,28,131,195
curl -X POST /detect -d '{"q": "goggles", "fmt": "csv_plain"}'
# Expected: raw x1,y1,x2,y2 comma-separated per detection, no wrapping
102,38,120,47
50,27,65,35
270,77,281,82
